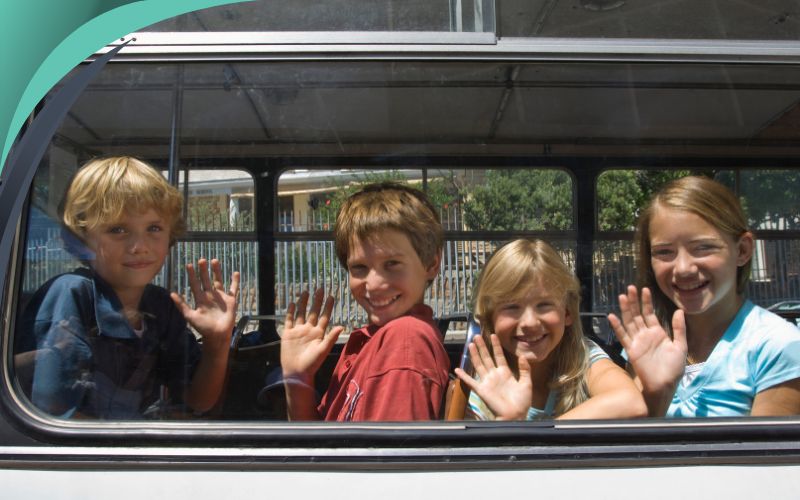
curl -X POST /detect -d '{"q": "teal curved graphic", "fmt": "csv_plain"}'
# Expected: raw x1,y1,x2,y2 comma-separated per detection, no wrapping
0,0,246,171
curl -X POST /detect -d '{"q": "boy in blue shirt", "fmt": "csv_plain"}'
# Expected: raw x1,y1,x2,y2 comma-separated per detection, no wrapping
20,156,239,419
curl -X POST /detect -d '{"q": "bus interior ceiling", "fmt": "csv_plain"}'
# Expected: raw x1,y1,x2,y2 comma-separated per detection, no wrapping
52,59,800,161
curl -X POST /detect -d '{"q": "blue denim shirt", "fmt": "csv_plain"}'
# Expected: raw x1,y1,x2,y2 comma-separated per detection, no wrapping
20,268,200,419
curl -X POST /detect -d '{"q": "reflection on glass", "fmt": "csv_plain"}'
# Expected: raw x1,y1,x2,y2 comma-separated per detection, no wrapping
142,0,495,33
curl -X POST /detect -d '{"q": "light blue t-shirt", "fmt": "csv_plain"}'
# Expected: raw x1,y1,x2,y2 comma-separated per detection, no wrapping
467,339,609,420
668,300,800,418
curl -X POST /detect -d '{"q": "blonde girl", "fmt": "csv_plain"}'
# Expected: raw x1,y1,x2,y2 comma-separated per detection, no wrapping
609,176,800,417
455,239,646,420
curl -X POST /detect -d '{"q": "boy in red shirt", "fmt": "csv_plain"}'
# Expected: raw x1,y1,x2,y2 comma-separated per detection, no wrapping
280,183,450,421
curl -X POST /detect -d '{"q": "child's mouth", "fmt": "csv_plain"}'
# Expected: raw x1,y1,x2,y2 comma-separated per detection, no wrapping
124,261,155,269
367,295,400,309
516,333,547,347
674,281,709,293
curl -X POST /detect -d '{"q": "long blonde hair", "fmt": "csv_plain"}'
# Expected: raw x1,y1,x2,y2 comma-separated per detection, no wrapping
473,239,589,415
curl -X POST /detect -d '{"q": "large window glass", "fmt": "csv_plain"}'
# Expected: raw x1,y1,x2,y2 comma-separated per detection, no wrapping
9,48,800,427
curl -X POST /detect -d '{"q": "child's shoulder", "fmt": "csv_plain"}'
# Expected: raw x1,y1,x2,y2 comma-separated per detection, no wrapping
741,302,797,332
738,302,800,351
35,268,95,301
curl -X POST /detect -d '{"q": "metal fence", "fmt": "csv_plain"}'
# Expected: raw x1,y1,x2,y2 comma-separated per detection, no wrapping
22,233,799,325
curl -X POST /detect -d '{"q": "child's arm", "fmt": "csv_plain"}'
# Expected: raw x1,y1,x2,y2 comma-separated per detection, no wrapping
170,258,240,413
608,285,687,417
558,358,648,419
455,334,533,420
280,289,343,420
751,378,800,416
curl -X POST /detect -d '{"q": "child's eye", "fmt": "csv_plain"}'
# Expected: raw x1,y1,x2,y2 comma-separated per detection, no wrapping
695,243,719,252
386,260,402,268
349,264,368,277
148,224,164,232
107,226,126,234
651,248,674,258
499,303,519,311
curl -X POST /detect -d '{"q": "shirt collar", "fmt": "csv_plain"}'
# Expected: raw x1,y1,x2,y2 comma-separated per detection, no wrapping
83,268,139,340
361,303,434,338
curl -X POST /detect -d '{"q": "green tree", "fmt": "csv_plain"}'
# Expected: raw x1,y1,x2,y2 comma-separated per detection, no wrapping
596,169,692,231
737,170,800,230
462,170,572,231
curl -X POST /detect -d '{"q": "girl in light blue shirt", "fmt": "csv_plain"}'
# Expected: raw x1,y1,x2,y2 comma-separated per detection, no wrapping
608,176,800,417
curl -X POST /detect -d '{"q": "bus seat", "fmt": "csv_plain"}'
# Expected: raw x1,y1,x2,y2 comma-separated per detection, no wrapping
208,314,282,418
444,317,480,421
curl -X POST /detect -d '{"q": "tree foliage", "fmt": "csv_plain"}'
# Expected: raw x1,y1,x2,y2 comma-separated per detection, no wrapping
462,170,572,231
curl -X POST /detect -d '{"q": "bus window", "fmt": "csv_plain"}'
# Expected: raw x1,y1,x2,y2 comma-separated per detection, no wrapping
4,1,800,431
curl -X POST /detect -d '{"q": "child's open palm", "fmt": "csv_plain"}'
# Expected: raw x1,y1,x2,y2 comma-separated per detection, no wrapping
171,258,240,349
608,286,687,395
280,289,344,383
455,334,533,420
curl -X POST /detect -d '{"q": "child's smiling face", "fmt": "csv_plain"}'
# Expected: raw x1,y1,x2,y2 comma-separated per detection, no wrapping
648,206,752,321
491,283,572,365
85,208,171,298
347,229,440,327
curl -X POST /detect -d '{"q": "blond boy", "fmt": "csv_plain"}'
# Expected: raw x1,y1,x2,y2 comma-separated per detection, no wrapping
22,157,238,419
280,182,450,421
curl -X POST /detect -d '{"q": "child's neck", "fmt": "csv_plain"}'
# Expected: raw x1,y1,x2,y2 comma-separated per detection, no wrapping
685,294,745,364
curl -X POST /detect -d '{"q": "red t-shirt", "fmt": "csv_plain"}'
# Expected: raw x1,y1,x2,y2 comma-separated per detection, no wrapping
318,304,450,421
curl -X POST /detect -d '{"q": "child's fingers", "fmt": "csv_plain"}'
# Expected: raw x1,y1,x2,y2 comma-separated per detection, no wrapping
197,258,213,293
185,263,203,302
517,355,531,382
284,302,297,330
229,271,241,297
619,289,640,335
306,288,325,325
454,368,479,392
170,292,191,317
474,335,495,369
641,287,659,328
467,342,487,379
672,309,687,350
626,285,642,318
210,258,224,290
317,295,337,331
489,334,508,368
321,325,344,352
294,290,310,325
608,313,629,346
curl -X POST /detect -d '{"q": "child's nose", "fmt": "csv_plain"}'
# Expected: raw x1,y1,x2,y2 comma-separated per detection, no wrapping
674,248,696,275
518,307,541,330
128,233,149,253
365,269,387,290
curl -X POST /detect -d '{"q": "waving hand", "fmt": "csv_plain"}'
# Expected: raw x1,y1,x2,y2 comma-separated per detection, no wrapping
608,286,687,415
280,289,344,384
455,334,532,420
